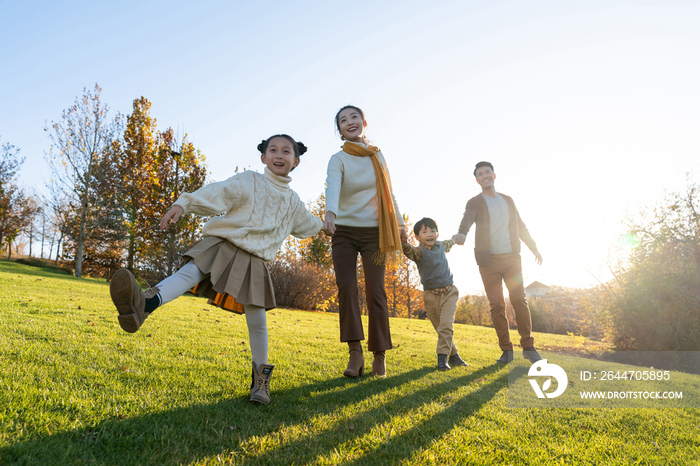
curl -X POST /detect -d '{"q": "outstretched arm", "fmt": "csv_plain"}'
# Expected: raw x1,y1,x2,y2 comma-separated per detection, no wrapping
455,197,477,245
533,250,543,266
322,211,336,235
515,209,542,265
160,205,184,230
402,242,422,263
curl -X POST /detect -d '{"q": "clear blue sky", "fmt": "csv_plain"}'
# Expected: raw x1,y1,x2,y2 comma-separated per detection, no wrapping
2,0,699,294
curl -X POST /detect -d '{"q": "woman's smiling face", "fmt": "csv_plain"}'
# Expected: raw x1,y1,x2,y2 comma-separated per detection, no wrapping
337,108,366,143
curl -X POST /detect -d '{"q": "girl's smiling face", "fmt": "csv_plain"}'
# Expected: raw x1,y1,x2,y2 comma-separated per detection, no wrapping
261,136,299,177
337,108,367,143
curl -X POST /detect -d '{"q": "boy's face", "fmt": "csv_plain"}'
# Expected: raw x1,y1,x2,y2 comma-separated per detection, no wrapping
261,136,299,176
416,224,438,248
475,166,496,189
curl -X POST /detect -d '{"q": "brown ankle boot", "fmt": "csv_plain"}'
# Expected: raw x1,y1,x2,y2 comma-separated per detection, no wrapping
250,361,274,405
343,341,364,377
371,350,386,377
110,268,149,333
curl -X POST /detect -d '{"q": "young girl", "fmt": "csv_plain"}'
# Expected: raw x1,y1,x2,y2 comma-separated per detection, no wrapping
322,105,405,378
110,134,322,405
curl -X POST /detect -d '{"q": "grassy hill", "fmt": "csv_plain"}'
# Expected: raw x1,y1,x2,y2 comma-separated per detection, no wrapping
0,259,698,465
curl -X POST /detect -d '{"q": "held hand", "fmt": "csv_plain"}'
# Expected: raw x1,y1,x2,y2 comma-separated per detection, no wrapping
160,205,184,230
452,233,466,245
322,212,336,236
400,228,407,244
534,251,543,266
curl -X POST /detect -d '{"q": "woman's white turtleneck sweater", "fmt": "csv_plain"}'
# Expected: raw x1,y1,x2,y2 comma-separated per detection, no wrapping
174,168,321,262
325,141,404,228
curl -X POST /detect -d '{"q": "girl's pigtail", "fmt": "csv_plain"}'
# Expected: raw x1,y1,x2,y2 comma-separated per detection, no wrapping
257,139,267,153
296,142,308,156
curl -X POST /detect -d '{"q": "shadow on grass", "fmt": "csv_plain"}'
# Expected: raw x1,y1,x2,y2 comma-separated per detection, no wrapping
0,364,506,465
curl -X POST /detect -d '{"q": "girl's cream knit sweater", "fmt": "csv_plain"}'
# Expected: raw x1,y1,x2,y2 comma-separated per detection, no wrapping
174,168,321,261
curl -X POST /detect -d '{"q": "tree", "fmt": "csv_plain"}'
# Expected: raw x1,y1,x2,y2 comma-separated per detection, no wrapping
45,84,123,277
455,294,490,325
60,141,127,277
45,179,71,262
1,190,37,259
0,136,26,250
24,195,41,257
135,127,207,284
297,193,333,268
271,193,338,311
385,214,423,318
603,178,700,350
116,96,160,271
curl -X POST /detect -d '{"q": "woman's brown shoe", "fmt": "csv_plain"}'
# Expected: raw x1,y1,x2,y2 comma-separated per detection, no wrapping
343,341,364,377
371,350,386,377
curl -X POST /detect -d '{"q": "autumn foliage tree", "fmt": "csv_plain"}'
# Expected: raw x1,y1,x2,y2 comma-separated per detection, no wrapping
135,127,207,284
455,294,491,325
270,194,338,311
117,96,159,272
45,84,124,277
60,140,126,277
385,214,424,318
270,198,425,316
0,136,28,254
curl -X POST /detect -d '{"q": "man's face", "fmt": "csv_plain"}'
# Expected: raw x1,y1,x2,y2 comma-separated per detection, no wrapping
416,224,438,248
475,166,495,189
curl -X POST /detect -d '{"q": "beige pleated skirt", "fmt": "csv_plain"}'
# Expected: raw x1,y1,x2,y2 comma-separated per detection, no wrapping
183,236,276,313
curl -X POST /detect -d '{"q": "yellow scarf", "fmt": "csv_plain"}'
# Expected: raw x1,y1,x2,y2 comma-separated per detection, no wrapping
342,141,402,264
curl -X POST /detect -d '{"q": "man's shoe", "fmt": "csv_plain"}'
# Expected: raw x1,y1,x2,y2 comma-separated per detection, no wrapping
448,354,469,367
496,350,514,363
437,354,451,370
110,268,149,333
523,346,543,363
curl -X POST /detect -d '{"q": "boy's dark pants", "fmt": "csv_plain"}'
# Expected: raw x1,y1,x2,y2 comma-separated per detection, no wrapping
478,253,534,351
332,225,393,352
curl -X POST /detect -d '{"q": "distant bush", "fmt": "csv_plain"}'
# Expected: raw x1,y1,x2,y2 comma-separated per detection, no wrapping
268,250,338,312
13,257,73,275
603,179,700,351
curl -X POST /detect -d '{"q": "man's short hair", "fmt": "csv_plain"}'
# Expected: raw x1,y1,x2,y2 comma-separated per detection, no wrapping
413,217,438,237
474,161,494,177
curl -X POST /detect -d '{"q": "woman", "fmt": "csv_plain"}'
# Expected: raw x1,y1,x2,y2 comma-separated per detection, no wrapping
322,105,405,377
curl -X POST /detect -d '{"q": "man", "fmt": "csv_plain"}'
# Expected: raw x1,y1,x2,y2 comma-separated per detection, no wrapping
454,162,543,364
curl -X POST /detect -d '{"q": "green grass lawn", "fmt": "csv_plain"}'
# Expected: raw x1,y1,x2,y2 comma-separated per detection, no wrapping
1,259,699,465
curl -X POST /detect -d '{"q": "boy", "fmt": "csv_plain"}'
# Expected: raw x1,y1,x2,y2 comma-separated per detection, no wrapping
402,217,468,370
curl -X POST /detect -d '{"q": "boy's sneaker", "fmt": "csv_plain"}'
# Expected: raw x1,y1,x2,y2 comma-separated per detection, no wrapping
110,268,149,333
496,350,514,363
522,346,543,363
448,354,469,367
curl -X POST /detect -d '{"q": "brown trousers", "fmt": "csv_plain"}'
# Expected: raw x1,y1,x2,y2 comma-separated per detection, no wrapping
423,285,460,356
479,253,534,351
332,225,393,352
